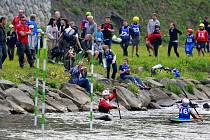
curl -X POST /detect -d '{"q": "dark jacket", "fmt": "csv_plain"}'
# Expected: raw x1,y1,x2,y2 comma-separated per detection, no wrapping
169,28,182,42
0,26,6,46
7,31,17,46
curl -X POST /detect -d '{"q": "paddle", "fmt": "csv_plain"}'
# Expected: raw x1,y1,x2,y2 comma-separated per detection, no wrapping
113,89,122,119
180,87,200,117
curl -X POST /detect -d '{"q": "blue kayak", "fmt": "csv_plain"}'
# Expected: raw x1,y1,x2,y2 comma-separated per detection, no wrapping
169,117,193,123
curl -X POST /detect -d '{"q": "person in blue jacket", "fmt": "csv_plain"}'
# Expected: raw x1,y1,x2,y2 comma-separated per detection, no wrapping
119,19,133,57
185,29,195,56
119,58,150,90
130,16,140,57
103,45,117,79
179,98,199,120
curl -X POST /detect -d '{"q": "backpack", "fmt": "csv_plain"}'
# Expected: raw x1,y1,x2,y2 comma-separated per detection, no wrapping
63,27,77,43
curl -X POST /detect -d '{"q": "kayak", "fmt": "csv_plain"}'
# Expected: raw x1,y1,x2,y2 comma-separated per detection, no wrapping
95,114,113,121
169,117,193,123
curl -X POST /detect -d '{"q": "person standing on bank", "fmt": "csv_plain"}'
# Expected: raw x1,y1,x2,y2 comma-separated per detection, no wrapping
130,16,141,57
147,13,160,35
0,16,7,69
7,24,17,61
16,16,34,68
101,16,115,48
168,22,182,57
119,19,133,57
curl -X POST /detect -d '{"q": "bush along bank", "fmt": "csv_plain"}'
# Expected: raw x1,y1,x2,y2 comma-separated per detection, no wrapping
0,77,210,115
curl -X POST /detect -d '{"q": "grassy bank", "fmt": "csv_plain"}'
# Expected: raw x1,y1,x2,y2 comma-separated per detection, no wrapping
0,43,210,89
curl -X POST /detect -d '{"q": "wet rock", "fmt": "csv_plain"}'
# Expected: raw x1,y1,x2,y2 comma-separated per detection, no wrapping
115,86,142,110
0,104,11,115
145,78,164,88
137,90,151,107
5,88,34,112
203,103,210,109
157,99,176,107
149,88,170,101
197,84,210,98
200,79,210,85
18,84,35,98
6,97,27,114
0,80,16,90
61,84,89,107
194,88,209,100
164,90,181,100
148,102,161,109
0,88,7,99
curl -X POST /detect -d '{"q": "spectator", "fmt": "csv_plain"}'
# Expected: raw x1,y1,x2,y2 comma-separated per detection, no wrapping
28,25,37,62
147,13,160,35
195,23,208,56
81,34,98,62
80,12,91,38
0,16,7,69
93,38,103,64
119,19,132,57
54,11,62,33
101,16,114,48
60,18,69,33
168,22,182,57
95,26,104,41
27,14,38,36
203,16,209,30
119,58,150,90
12,9,25,29
46,18,58,60
69,61,90,93
147,25,162,57
16,16,34,68
86,16,97,37
103,45,117,79
7,24,17,61
130,16,141,57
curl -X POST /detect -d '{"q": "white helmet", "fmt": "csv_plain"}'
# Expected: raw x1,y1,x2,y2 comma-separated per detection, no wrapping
102,90,110,96
182,98,190,107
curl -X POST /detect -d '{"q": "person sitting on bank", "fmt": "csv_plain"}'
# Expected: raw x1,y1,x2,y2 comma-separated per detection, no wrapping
119,58,150,90
69,61,90,93
178,98,200,120
98,89,118,113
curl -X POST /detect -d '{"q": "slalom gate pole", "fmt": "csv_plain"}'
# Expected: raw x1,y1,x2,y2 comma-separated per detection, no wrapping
89,39,94,130
42,35,47,136
34,33,41,126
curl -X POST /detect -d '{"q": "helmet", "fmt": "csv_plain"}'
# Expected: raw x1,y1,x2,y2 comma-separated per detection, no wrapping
199,23,205,27
102,90,110,96
133,16,139,22
85,11,91,16
187,28,193,34
9,24,14,28
182,98,190,107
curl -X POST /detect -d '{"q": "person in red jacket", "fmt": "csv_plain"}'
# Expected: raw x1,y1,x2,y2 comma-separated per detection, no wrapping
12,9,25,29
146,25,162,57
195,23,209,56
98,89,118,113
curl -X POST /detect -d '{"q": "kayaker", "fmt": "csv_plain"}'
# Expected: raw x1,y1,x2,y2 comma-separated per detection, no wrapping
179,98,200,119
98,89,118,113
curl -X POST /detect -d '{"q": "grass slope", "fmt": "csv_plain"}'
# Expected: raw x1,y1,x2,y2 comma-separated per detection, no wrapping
0,43,209,89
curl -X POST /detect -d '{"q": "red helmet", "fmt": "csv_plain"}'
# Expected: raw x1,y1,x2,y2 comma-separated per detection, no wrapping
187,29,193,34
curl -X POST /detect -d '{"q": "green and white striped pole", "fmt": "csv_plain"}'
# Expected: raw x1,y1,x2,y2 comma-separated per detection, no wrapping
34,33,41,126
89,39,94,130
42,35,47,135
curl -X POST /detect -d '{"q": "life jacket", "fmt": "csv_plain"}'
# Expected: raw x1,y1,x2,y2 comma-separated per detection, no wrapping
105,50,114,63
196,30,208,42
81,18,89,30
98,98,110,113
186,34,195,44
131,24,140,36
179,106,190,119
120,26,130,40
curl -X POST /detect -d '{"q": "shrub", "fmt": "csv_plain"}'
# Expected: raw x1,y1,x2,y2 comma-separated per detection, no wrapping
166,83,181,95
127,83,140,95
71,7,80,15
93,81,106,93
185,83,194,95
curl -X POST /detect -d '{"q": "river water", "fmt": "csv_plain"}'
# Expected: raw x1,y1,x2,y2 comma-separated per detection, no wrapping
0,102,210,140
